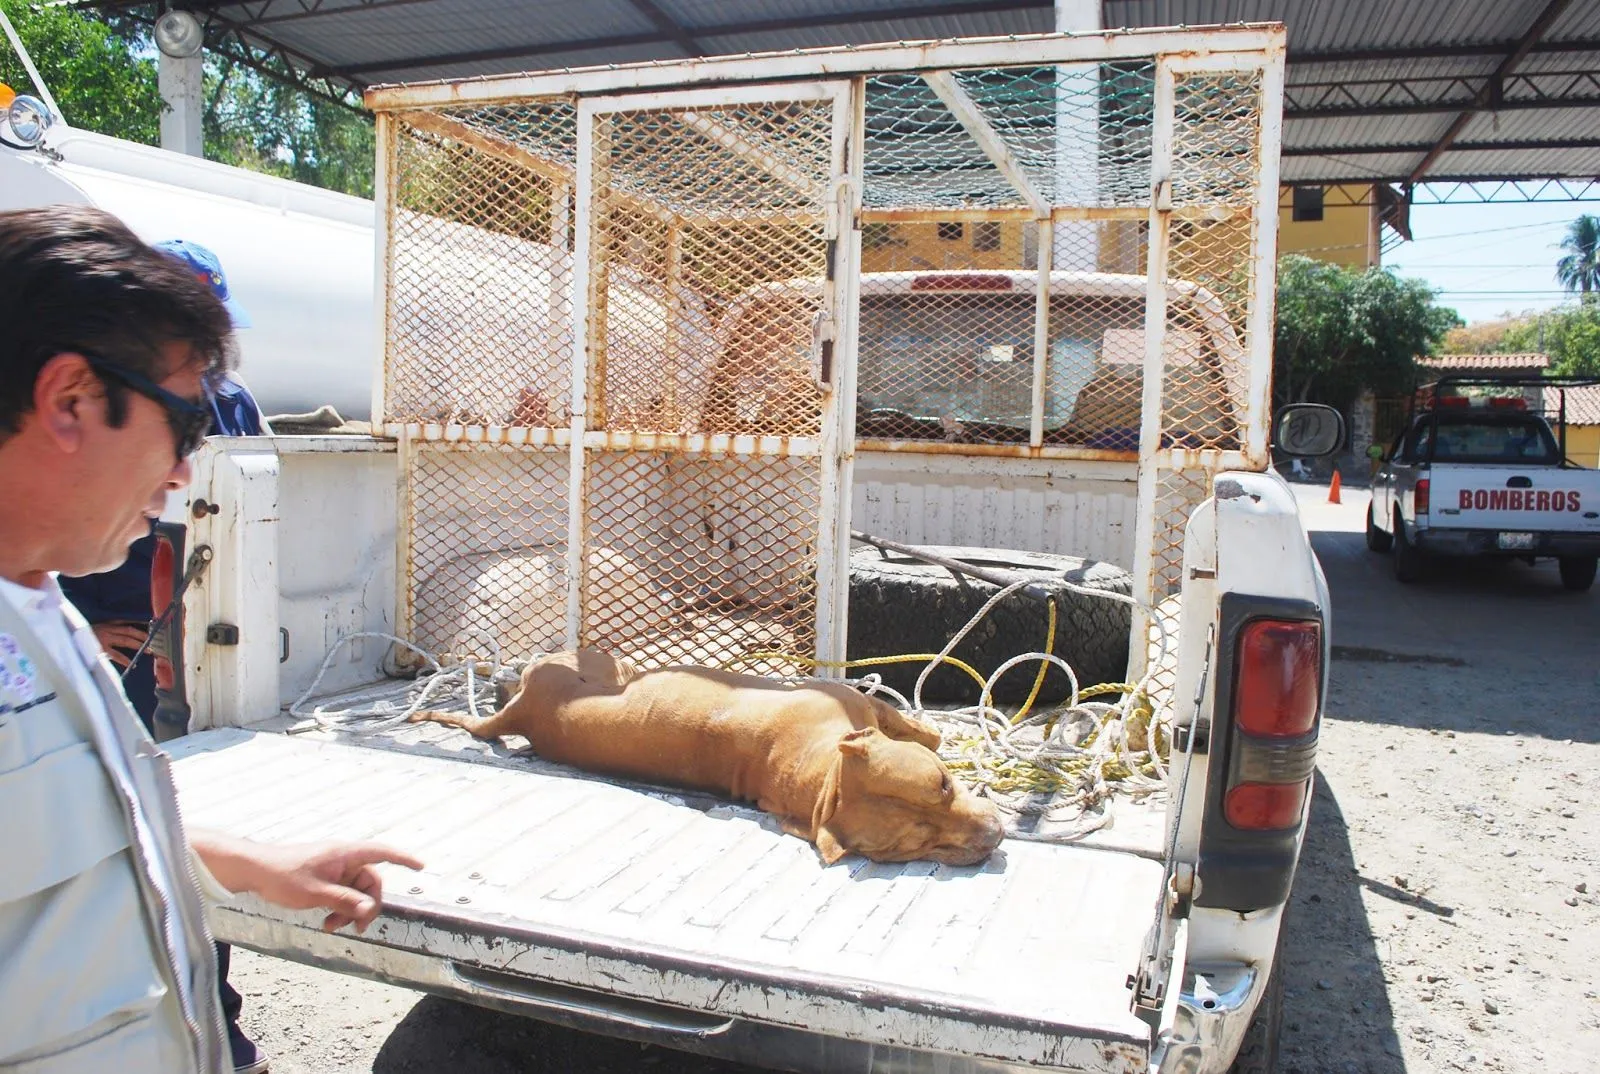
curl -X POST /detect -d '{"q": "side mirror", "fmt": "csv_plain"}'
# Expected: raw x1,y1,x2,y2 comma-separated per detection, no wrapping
1272,403,1344,458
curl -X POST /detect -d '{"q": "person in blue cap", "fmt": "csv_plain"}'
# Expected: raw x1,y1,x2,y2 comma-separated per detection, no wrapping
58,237,271,1074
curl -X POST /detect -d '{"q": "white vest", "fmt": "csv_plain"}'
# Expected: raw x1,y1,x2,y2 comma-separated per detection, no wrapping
0,591,228,1073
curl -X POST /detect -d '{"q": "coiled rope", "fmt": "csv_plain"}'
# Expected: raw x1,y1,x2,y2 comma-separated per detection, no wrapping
724,575,1174,834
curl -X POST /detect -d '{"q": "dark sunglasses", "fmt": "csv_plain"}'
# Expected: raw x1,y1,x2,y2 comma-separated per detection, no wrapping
81,353,215,460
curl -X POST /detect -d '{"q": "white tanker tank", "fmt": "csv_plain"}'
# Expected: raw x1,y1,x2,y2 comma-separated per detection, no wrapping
1,122,378,421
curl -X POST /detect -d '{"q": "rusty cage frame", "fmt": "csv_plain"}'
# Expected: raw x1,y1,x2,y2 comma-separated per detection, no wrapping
366,25,1286,681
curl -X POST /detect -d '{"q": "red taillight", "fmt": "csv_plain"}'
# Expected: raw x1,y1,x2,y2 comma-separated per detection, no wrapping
1436,395,1470,408
1235,620,1320,737
150,535,177,691
1224,781,1308,830
908,273,1013,291
1414,478,1430,514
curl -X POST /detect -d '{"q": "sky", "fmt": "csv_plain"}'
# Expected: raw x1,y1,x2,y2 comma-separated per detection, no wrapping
1382,200,1593,327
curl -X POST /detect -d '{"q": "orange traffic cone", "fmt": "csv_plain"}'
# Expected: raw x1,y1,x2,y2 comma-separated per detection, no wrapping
1328,469,1342,504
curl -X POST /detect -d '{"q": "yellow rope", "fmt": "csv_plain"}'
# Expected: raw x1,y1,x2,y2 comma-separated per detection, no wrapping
1012,597,1055,724
723,599,1167,808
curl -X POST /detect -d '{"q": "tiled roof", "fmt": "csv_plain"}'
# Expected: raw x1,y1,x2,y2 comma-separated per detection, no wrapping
1558,384,1600,426
1418,353,1551,370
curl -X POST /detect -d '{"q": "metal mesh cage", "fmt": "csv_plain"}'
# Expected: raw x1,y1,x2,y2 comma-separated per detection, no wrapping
586,101,834,437
374,34,1279,688
405,442,570,659
862,62,1155,210
581,451,821,672
386,102,579,428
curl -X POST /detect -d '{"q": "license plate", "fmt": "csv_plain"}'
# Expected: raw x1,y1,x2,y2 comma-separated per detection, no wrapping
1497,532,1535,551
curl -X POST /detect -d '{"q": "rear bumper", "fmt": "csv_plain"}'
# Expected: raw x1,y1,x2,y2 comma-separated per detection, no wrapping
1412,526,1600,558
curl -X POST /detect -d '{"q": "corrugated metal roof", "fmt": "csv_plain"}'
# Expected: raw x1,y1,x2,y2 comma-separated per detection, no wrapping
87,0,1600,186
1418,353,1552,370
1103,0,1536,51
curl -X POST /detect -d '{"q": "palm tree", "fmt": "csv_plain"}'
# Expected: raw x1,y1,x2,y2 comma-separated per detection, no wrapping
1556,214,1600,295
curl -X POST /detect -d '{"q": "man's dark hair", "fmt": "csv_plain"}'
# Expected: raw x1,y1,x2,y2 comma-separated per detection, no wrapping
0,205,236,438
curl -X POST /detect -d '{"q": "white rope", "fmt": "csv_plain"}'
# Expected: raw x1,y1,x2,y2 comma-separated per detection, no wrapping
288,630,516,735
848,574,1176,836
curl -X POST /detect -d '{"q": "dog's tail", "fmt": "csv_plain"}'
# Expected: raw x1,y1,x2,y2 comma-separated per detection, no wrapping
406,707,515,740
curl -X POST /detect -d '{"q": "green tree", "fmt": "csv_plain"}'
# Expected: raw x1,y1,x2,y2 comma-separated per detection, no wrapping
1502,299,1600,376
0,0,161,144
1555,214,1600,296
1273,255,1461,409
202,58,374,198
1,0,372,197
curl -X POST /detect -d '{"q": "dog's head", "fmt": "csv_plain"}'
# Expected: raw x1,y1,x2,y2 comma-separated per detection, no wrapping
811,728,1003,866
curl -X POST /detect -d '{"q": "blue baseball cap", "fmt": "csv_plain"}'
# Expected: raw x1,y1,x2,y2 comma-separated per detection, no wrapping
154,238,251,329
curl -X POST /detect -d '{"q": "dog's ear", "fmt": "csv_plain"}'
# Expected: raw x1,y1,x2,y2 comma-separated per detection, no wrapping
838,726,879,756
867,699,942,751
814,825,849,865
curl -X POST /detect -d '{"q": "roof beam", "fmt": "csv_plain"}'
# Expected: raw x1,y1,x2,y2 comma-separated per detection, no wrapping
1291,37,1600,65
1408,0,1577,184
1285,136,1600,157
622,0,705,58
1285,68,1600,120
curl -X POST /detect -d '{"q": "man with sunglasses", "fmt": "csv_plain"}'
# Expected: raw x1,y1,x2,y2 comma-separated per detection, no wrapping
57,238,276,1073
0,205,423,1074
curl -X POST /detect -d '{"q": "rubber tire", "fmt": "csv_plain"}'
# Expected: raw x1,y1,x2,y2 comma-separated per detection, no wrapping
846,545,1132,705
1227,912,1288,1074
1558,555,1598,592
1392,511,1425,585
1364,502,1392,553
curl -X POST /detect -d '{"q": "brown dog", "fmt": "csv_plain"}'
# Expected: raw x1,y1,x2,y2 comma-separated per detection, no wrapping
410,648,1004,866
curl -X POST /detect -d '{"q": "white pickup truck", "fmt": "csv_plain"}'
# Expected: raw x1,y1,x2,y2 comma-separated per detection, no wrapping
33,25,1340,1074
1368,376,1600,591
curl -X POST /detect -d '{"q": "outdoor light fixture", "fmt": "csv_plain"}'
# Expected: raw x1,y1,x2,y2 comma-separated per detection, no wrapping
154,10,205,58
5,93,52,147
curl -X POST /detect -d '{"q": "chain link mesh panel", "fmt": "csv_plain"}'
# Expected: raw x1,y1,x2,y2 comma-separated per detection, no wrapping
581,451,821,672
862,63,1154,210
374,43,1275,693
587,102,833,437
386,102,579,427
1145,466,1213,699
405,443,570,659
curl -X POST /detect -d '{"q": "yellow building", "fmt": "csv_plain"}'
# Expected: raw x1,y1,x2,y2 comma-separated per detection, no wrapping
857,182,1381,276
1564,385,1600,468
1277,184,1380,269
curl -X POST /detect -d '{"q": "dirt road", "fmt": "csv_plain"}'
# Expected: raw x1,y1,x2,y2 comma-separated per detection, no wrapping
226,485,1599,1073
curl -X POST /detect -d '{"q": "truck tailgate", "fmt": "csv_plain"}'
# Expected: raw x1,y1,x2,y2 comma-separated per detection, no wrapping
1429,464,1600,533
170,729,1160,1071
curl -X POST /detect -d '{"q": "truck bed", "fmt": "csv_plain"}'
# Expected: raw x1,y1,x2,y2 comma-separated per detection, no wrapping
169,726,1164,1071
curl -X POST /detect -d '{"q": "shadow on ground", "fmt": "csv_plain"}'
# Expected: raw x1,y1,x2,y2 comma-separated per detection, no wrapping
1309,529,1600,743
373,997,755,1074
1277,770,1408,1074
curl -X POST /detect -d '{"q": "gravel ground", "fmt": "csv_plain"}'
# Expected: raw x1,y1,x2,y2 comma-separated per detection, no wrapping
225,485,1599,1074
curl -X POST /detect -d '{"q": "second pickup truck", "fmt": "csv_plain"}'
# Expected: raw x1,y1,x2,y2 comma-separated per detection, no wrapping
1368,376,1600,590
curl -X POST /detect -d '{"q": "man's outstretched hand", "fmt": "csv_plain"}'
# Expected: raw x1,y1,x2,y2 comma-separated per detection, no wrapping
192,830,424,933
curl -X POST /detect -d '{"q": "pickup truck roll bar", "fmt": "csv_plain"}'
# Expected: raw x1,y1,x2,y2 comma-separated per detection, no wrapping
1408,374,1600,468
